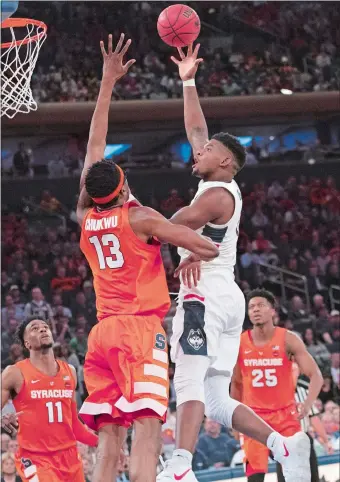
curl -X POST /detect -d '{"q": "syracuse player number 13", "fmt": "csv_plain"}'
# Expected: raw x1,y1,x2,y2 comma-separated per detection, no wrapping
89,234,125,269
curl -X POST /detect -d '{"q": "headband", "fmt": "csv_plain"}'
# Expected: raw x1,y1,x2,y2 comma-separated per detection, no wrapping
92,165,125,204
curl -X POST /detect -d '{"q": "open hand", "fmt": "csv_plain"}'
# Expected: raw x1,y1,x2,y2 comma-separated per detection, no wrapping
174,253,201,288
1,411,22,435
101,33,136,82
170,43,203,81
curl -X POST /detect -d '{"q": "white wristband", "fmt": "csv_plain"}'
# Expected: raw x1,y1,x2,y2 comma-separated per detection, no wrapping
183,79,196,87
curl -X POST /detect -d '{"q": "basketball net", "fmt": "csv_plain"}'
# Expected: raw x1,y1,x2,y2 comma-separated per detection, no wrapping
1,18,47,119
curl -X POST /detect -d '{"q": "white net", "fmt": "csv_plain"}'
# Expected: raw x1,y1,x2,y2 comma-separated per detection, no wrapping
1,19,47,119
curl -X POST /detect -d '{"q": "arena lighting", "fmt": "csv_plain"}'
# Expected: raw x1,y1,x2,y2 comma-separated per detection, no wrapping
104,144,132,158
281,89,293,95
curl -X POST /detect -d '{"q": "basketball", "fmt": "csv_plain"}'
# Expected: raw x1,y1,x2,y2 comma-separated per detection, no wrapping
157,4,200,48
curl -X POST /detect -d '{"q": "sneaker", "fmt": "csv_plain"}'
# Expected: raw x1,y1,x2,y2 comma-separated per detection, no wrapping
273,432,311,482
157,456,198,482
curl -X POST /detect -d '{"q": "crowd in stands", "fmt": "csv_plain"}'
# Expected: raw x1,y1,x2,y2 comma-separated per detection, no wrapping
12,1,339,102
1,171,339,479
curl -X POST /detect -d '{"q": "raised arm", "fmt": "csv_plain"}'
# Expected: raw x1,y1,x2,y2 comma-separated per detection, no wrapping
130,206,218,261
286,331,323,419
77,34,135,223
171,44,207,154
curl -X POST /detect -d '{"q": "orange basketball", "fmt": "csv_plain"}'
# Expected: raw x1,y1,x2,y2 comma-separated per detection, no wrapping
157,4,200,47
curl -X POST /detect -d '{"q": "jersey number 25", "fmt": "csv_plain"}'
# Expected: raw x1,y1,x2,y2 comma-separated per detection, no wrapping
89,234,125,270
252,368,278,388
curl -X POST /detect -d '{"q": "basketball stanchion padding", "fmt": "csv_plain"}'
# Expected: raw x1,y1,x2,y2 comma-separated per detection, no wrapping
1,17,47,119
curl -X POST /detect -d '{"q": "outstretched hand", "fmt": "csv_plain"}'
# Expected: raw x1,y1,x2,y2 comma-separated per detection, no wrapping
101,33,136,82
170,43,203,81
174,253,201,288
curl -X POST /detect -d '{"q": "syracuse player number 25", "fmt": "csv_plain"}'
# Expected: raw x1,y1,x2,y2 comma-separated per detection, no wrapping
252,369,277,388
89,234,125,270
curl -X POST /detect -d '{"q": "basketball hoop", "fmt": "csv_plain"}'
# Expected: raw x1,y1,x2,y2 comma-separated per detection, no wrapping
1,18,47,119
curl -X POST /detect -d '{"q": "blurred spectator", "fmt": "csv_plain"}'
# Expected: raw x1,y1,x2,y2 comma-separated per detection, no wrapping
23,287,54,322
0,435,11,455
303,328,331,375
160,189,185,218
7,440,18,456
1,295,24,327
12,143,31,178
70,327,88,362
48,157,68,178
40,190,62,213
2,319,19,360
2,344,24,370
288,296,309,321
194,418,239,470
1,451,22,482
52,293,73,319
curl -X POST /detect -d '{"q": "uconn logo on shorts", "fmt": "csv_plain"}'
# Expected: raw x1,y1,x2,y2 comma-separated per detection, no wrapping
179,300,208,356
187,329,204,351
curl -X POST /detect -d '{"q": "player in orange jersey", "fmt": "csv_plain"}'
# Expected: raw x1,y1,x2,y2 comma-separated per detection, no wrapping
75,34,218,482
1,316,98,482
231,289,323,482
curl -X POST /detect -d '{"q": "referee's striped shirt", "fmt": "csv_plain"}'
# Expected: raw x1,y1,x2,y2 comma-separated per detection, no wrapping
295,377,320,432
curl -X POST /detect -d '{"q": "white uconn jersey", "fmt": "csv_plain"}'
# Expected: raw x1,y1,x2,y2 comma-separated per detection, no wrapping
178,179,242,274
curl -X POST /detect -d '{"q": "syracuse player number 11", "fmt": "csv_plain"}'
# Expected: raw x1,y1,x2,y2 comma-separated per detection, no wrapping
89,234,125,270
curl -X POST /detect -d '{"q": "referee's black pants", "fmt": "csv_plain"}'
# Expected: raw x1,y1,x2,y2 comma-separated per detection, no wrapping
276,432,319,482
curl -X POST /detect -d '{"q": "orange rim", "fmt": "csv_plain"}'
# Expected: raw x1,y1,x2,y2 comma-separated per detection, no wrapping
1,18,47,49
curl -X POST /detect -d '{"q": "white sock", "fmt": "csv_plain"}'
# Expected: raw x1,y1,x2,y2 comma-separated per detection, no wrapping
173,449,193,465
266,431,282,451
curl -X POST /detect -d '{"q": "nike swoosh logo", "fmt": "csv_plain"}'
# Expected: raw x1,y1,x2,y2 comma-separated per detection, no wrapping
283,443,289,457
245,350,251,354
31,380,40,384
174,468,191,481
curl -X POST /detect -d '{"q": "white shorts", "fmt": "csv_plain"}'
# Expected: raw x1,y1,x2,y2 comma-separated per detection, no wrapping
170,270,245,376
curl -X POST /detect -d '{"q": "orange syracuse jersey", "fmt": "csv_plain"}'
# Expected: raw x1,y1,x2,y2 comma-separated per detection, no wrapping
13,359,77,453
80,201,171,320
238,327,296,411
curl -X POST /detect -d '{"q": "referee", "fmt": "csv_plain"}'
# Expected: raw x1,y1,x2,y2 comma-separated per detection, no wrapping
276,367,331,482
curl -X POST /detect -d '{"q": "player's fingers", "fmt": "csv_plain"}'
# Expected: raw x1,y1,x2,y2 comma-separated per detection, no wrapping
197,264,201,282
194,58,204,66
16,411,23,417
170,56,180,65
177,47,185,59
188,43,193,56
192,267,198,287
100,40,107,57
182,268,188,287
120,38,132,57
187,269,193,289
123,59,136,70
193,43,201,57
114,33,125,54
108,34,113,54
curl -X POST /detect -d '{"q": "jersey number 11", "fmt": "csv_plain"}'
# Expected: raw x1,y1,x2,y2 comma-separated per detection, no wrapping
46,401,63,423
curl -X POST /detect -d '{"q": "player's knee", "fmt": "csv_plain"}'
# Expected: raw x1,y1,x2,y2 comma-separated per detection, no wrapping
174,357,207,406
130,419,161,482
205,393,240,428
96,426,123,465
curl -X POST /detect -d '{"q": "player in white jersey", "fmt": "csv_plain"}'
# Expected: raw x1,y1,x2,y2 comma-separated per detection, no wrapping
157,44,310,482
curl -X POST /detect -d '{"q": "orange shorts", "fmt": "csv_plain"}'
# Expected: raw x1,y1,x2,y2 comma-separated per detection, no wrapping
242,404,301,476
16,446,84,482
80,314,169,430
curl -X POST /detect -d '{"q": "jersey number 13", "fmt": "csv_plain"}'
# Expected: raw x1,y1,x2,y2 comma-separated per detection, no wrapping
89,234,125,269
